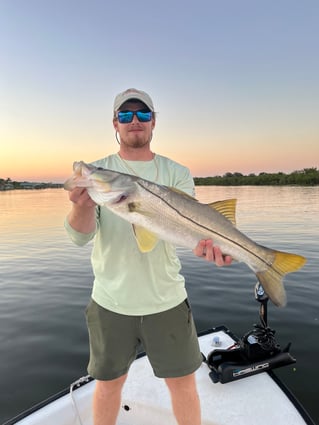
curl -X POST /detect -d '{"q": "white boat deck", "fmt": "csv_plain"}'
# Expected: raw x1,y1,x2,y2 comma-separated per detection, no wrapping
11,331,310,425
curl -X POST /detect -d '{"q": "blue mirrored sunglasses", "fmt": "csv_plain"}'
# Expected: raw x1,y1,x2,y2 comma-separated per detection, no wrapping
117,110,153,124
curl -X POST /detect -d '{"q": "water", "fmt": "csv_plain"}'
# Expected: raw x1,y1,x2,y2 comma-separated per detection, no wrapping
0,187,318,424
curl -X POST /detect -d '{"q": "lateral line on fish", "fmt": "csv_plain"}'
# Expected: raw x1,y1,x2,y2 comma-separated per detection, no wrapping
137,181,278,273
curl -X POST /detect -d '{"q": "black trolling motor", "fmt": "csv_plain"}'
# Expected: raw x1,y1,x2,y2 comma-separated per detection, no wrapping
206,283,296,384
240,282,282,361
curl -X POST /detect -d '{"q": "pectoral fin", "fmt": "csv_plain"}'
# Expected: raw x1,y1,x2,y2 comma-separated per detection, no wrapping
132,225,159,252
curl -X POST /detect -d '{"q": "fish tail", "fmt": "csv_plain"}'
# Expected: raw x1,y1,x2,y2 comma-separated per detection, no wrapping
256,251,307,307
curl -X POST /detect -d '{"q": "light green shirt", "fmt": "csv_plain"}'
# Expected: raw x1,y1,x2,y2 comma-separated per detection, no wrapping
65,153,195,315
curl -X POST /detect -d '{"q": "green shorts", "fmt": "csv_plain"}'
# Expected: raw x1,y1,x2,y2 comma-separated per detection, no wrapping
85,298,203,380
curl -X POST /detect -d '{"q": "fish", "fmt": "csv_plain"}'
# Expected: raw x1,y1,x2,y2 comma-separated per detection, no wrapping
64,161,307,307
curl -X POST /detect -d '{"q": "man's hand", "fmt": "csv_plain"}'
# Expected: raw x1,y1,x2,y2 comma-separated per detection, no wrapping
66,188,97,234
69,187,96,208
193,240,232,266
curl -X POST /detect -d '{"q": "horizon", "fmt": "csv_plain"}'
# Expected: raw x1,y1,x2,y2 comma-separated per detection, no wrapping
2,165,317,184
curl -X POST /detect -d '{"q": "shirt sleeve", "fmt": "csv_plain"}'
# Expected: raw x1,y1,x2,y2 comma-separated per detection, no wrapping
173,164,195,197
64,217,97,246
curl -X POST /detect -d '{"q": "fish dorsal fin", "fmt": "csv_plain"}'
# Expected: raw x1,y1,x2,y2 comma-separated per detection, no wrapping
208,199,237,226
169,187,198,201
132,225,159,253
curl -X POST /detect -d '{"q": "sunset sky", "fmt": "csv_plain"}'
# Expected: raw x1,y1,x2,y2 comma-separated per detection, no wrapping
1,0,318,182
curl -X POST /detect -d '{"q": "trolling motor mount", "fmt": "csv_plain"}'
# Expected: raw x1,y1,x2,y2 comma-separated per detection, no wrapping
206,283,296,384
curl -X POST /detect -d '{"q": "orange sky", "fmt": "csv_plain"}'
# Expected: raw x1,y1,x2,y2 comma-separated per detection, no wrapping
2,130,318,183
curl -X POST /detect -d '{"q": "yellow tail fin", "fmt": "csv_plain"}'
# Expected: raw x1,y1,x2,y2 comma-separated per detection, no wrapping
257,251,306,307
272,251,307,275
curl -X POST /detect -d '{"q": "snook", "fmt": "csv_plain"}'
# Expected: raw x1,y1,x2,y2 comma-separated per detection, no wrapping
64,161,307,307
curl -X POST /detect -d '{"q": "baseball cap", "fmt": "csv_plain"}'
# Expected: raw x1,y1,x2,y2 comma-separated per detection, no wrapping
113,88,155,112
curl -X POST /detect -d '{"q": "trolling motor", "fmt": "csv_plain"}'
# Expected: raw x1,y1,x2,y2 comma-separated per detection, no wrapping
240,283,282,360
206,283,296,384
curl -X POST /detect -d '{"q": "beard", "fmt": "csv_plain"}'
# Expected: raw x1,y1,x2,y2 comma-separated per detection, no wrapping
120,131,151,149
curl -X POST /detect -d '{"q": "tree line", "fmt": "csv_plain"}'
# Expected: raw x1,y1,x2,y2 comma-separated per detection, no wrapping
194,167,319,186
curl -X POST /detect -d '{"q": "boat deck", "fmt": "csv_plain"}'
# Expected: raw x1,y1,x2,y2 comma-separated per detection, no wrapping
7,329,313,425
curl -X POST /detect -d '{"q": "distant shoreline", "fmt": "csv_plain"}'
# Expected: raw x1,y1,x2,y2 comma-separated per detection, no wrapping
194,168,319,186
0,181,63,191
1,167,318,190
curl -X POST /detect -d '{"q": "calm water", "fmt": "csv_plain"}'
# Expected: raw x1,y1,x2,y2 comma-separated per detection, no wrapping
0,187,318,424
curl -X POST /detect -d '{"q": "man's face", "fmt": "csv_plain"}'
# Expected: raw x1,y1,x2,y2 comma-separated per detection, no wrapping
113,101,155,149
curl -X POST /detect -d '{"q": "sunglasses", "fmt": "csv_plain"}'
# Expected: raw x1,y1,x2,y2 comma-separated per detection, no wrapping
117,110,153,124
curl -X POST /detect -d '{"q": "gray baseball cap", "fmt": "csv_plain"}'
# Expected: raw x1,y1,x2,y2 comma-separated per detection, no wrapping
113,88,155,112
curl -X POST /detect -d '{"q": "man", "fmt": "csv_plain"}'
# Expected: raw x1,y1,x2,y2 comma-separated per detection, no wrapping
65,88,232,425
